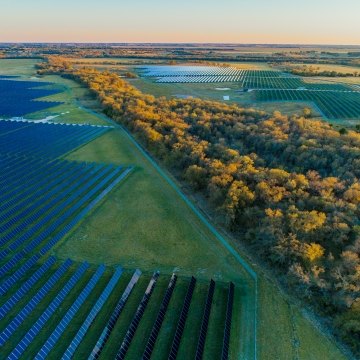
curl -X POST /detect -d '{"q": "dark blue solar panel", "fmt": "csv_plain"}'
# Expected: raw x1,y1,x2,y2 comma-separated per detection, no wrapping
62,266,123,359
8,262,88,358
0,79,63,117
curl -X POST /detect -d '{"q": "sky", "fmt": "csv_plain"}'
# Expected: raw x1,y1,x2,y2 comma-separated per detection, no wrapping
1,0,360,44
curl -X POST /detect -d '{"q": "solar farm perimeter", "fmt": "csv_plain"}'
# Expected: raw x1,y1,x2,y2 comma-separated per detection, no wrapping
0,77,249,359
140,65,360,121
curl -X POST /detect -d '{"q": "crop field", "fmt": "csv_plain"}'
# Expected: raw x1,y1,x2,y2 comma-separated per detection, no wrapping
255,89,360,119
0,78,63,117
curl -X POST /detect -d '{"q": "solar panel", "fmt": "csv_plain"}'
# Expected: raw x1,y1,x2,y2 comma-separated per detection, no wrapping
62,266,123,360
115,271,160,360
168,276,197,360
88,269,142,360
35,265,105,359
0,253,41,295
0,259,72,346
0,256,55,319
195,279,215,360
221,282,235,360
7,262,88,359
142,273,177,360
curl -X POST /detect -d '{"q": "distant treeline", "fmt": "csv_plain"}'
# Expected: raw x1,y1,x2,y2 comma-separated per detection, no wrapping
291,65,359,77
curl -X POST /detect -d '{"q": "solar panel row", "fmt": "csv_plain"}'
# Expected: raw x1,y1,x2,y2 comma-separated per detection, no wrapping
195,279,216,360
168,276,197,360
221,282,235,360
142,273,178,360
88,269,142,360
115,271,160,360
62,266,124,360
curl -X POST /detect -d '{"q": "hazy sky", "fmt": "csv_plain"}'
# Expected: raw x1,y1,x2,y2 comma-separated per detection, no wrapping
1,0,359,44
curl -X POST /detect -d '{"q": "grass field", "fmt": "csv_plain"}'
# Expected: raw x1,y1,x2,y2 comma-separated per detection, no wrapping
0,58,351,359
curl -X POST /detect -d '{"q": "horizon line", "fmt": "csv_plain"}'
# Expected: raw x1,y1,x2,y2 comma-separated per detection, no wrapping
1,41,360,47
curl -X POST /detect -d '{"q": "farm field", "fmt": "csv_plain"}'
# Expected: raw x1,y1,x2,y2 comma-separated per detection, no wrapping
0,59,351,360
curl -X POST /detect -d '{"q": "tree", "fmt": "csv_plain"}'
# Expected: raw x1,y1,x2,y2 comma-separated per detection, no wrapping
224,180,255,222
302,243,325,263
184,165,208,190
303,107,312,118
287,206,326,233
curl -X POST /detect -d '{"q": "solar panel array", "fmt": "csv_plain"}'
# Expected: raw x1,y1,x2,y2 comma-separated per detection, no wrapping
0,78,63,117
255,88,360,119
0,256,55,318
8,262,89,359
0,259,72,347
140,65,297,84
1,262,237,358
0,120,109,158
35,265,106,359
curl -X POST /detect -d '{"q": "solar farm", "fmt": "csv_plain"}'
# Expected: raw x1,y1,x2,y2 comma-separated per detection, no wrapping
0,78,243,359
139,65,360,120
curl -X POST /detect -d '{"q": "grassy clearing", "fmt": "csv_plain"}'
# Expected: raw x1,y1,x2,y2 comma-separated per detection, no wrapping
257,278,347,360
26,75,108,125
58,129,249,283
0,59,40,76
